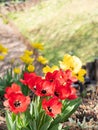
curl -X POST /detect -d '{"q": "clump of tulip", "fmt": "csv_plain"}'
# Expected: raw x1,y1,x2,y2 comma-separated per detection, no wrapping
2,43,84,130
4,67,81,130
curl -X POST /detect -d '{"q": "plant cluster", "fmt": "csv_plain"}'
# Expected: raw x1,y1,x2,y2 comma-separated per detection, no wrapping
0,43,86,130
3,69,81,130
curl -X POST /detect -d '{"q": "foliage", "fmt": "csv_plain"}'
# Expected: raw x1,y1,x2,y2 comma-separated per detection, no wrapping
0,68,24,96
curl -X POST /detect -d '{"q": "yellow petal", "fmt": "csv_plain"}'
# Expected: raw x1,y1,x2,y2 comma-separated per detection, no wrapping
24,50,33,56
43,65,59,73
72,56,82,73
20,54,34,64
0,44,8,54
31,43,44,50
27,64,35,72
37,56,48,64
13,67,21,74
0,55,5,60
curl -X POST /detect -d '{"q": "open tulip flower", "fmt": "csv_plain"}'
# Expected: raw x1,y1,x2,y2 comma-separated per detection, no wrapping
4,68,81,130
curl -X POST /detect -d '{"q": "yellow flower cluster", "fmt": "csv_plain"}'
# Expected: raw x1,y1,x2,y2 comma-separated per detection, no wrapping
20,50,34,65
20,54,34,65
20,49,35,72
43,65,59,74
43,54,86,83
37,56,48,65
59,54,86,83
31,43,44,50
59,54,82,73
0,44,8,61
24,50,33,56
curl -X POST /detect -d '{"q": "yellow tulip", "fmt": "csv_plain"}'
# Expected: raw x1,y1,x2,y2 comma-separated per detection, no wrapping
43,65,59,73
73,68,86,83
13,67,21,74
31,43,44,50
0,44,8,54
24,50,33,56
0,55,5,60
27,64,35,72
20,54,34,64
37,56,48,64
59,54,82,74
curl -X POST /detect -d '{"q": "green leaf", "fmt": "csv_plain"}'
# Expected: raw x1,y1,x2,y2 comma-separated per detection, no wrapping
21,84,29,96
30,101,34,116
11,113,17,122
40,117,53,130
21,128,30,130
61,98,82,122
6,112,12,130
6,111,17,130
30,96,42,120
11,121,17,130
29,119,37,130
16,114,23,128
0,68,14,96
36,111,44,128
48,123,63,130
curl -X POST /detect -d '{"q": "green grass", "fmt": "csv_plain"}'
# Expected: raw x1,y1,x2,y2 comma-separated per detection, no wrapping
7,0,98,65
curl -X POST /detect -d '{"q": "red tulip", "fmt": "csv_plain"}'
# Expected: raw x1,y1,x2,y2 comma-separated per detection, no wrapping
4,93,30,114
67,87,78,100
42,97,62,117
35,80,55,97
4,83,22,99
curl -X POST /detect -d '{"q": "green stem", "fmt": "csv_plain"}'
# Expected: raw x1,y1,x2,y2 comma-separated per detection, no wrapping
38,112,45,130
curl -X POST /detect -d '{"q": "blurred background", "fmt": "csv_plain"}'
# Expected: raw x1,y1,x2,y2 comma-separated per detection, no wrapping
0,0,98,65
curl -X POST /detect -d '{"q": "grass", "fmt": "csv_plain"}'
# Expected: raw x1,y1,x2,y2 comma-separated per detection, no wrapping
7,0,98,65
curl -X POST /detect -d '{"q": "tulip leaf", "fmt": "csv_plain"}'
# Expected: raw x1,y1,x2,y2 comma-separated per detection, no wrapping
30,119,37,130
6,111,16,130
48,123,63,130
5,111,13,130
40,117,53,130
36,111,45,128
11,121,17,130
21,128,30,130
61,98,82,122
21,84,29,96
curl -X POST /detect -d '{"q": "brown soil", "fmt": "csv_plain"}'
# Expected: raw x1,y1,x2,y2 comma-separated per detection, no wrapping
0,96,6,130
64,85,98,130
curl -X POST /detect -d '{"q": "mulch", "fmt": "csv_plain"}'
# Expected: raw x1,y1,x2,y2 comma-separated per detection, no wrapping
0,96,6,130
64,85,98,130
